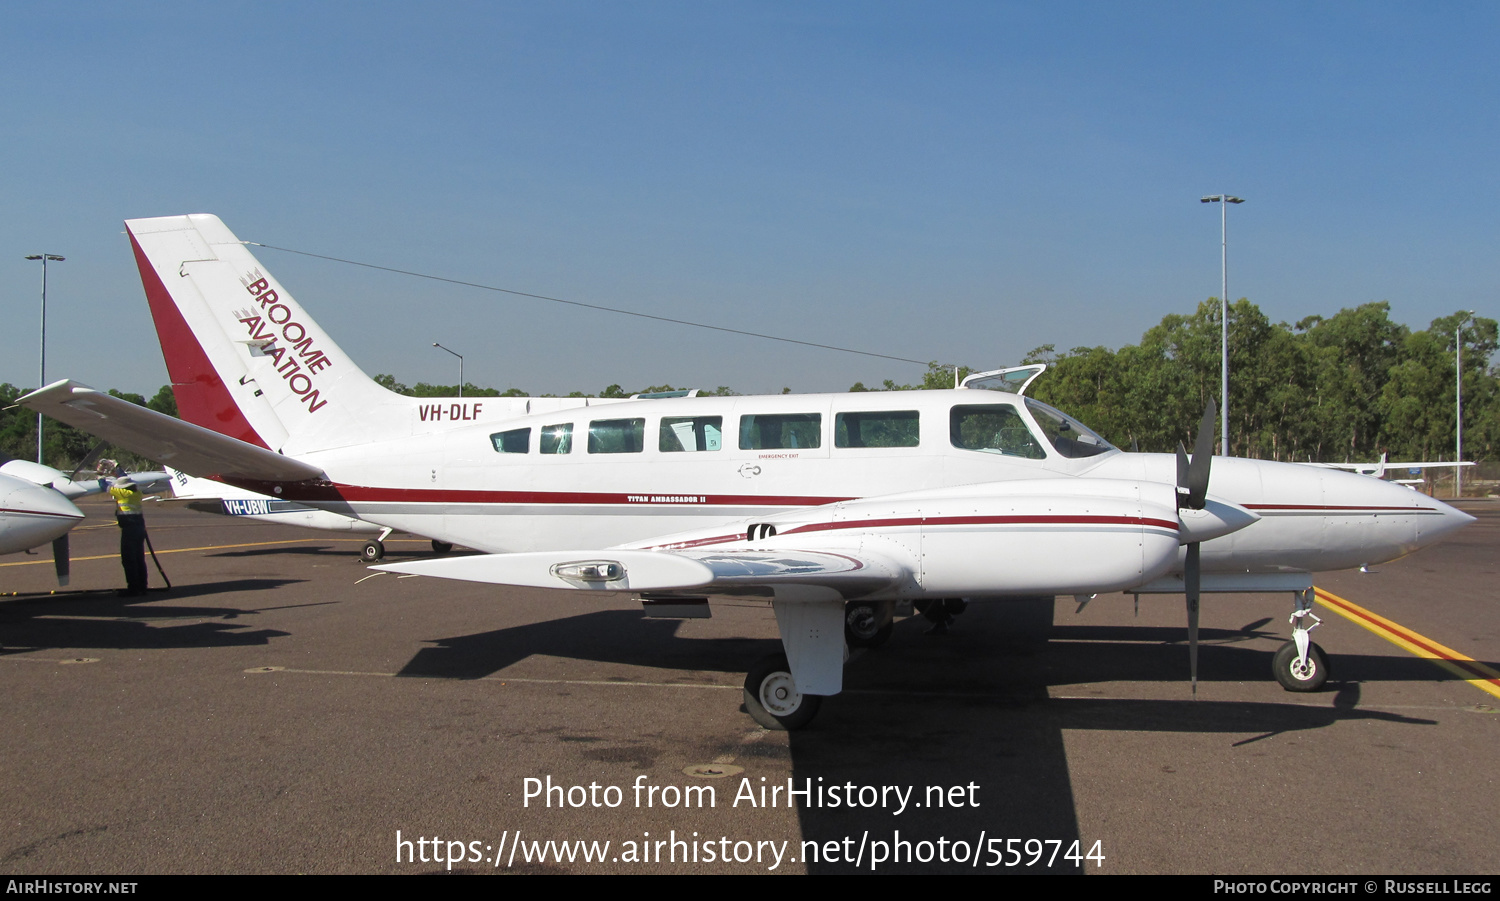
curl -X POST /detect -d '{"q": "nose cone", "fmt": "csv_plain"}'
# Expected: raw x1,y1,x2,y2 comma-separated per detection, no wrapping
0,474,84,554
1316,465,1477,558
1423,496,1477,542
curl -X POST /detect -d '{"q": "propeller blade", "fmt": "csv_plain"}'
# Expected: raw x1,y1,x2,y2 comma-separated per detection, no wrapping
69,440,107,483
1185,542,1199,696
52,534,70,587
1186,399,1216,510
1176,442,1190,508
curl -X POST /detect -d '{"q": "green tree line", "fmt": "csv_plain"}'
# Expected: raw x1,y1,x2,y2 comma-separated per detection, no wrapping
1015,300,1497,462
0,384,176,471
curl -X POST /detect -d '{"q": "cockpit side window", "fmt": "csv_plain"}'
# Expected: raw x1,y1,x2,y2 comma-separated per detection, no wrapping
1025,398,1115,458
949,404,1046,459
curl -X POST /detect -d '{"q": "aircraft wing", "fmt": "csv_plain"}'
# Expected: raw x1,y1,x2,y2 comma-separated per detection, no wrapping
1301,458,1474,477
373,477,1226,601
373,547,906,598
15,380,324,483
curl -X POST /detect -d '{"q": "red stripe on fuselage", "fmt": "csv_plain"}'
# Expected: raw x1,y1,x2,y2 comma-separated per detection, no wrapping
231,481,851,507
640,514,1175,551
0,507,83,521
1245,504,1438,513
128,228,270,449
785,514,1178,535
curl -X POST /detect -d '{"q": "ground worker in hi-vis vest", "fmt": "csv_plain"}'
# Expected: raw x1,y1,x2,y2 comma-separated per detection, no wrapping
107,469,148,597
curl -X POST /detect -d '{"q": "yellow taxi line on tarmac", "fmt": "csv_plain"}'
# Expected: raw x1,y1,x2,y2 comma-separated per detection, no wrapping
1314,587,1500,701
0,537,386,568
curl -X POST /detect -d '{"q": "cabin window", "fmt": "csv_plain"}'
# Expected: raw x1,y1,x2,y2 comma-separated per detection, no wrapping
660,416,723,452
490,427,530,454
949,404,1046,459
588,418,645,454
540,423,573,454
835,411,920,448
739,413,822,450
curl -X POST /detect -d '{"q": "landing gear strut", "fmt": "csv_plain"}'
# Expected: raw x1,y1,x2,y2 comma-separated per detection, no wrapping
1274,588,1328,691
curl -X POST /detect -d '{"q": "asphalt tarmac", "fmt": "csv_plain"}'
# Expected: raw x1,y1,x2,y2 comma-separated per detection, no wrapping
2,496,1496,875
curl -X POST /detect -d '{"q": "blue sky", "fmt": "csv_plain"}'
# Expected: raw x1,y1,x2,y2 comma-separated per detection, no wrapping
3,2,1496,397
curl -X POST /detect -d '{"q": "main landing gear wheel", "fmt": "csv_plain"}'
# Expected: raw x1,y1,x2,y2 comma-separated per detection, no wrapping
431,540,454,555
1272,640,1328,692
361,540,385,563
845,602,892,648
743,653,821,731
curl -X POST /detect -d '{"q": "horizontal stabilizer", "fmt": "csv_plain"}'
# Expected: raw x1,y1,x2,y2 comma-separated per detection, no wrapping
16,381,324,483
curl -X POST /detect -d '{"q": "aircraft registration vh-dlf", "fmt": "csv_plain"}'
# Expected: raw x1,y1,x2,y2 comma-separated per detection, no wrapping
18,214,1475,729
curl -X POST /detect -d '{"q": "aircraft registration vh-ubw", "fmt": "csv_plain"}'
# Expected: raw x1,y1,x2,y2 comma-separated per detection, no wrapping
18,214,1475,729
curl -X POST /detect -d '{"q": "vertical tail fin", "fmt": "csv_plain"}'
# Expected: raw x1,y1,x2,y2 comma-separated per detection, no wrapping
127,215,396,454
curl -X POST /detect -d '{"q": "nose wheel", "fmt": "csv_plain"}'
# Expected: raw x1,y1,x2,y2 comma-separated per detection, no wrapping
1273,640,1328,691
1274,588,1328,691
743,653,821,731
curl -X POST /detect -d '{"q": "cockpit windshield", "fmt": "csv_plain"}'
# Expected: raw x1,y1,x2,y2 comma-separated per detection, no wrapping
1024,398,1115,458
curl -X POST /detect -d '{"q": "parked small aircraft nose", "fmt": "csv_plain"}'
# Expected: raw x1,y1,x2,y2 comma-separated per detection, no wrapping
0,473,85,555
1427,495,1477,540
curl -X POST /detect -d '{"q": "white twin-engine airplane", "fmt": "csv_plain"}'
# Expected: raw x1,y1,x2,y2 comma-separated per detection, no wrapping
18,214,1475,730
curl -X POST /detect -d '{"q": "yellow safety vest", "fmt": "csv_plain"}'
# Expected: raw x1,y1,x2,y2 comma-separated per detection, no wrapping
109,485,143,515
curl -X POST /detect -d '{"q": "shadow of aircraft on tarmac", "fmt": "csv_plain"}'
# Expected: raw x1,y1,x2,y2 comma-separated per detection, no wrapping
392,598,1459,873
0,578,303,652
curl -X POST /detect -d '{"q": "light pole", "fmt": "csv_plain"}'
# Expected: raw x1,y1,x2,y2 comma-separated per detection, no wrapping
433,343,464,398
24,253,65,463
1200,194,1243,455
1456,310,1475,498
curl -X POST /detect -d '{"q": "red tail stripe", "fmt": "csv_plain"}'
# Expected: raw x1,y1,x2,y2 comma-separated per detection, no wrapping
128,227,270,449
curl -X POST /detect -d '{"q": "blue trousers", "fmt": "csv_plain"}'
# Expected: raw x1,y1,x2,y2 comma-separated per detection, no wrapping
117,513,147,592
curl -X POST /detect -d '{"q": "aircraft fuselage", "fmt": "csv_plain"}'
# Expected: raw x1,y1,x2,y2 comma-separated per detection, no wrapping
238,389,1467,584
